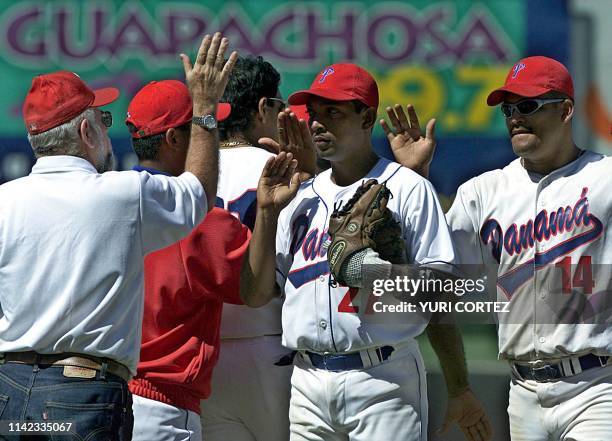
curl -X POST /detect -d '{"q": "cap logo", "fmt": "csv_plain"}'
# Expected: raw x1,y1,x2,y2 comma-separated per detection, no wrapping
511,62,526,79
319,67,335,83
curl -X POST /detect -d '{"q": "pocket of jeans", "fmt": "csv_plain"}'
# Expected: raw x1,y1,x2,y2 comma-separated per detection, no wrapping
45,401,115,441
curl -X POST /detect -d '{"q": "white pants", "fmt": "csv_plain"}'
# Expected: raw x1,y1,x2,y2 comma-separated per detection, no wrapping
132,394,202,441
508,363,612,441
201,335,293,441
289,340,427,441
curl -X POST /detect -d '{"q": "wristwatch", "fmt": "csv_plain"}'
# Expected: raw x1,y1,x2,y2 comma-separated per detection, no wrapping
192,114,217,130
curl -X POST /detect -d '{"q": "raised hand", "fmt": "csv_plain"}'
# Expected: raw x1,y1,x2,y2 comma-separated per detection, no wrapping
179,33,237,209
437,389,493,441
257,151,300,214
380,104,436,178
180,32,238,113
259,109,316,177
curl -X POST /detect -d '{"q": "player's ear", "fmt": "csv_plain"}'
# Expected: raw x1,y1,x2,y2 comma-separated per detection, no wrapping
79,118,96,151
78,118,91,144
165,128,178,148
561,99,574,123
165,127,189,152
78,117,100,165
257,97,267,122
361,107,377,130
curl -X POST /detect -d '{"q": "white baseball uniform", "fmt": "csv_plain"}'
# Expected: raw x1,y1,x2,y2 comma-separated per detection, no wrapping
200,146,292,441
446,150,612,440
276,157,456,441
133,395,202,441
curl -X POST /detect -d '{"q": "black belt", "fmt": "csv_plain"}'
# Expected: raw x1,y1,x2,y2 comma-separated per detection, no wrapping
512,354,609,382
304,346,395,371
0,351,131,382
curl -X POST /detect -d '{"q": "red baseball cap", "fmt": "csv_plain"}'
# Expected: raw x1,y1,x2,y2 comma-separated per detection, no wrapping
126,80,231,138
487,56,574,106
23,71,119,135
288,63,379,110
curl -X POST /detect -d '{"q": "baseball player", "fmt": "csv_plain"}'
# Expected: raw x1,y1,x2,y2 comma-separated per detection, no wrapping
240,63,491,441
438,56,612,440
123,79,245,441
201,55,304,441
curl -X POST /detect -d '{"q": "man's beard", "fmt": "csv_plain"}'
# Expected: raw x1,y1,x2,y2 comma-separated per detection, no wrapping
96,151,115,173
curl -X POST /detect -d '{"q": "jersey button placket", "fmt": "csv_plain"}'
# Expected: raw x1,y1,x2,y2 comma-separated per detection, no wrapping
317,274,327,330
533,254,544,353
531,190,541,356
315,270,331,348
534,182,550,354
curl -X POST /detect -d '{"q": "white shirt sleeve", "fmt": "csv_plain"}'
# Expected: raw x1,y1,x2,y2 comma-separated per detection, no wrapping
138,171,207,255
402,179,457,267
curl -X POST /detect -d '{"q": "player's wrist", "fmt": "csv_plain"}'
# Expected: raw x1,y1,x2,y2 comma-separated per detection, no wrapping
447,384,471,398
192,101,217,116
256,205,282,223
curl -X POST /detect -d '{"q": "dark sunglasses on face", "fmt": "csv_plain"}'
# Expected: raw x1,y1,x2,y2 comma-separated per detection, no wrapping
267,97,287,111
500,98,565,118
101,110,113,128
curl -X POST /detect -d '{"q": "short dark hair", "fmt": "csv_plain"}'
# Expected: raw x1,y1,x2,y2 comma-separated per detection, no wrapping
127,122,190,161
219,56,281,139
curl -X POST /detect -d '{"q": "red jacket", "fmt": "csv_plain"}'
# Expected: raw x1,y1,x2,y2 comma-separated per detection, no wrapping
129,207,250,414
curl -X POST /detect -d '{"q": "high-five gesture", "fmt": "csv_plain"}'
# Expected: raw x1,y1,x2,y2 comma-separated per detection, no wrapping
242,152,300,308
259,109,316,179
180,32,238,113
257,151,300,215
380,104,436,178
179,32,238,210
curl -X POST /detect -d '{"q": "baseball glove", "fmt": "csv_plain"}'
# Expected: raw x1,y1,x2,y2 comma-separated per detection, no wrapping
327,179,407,286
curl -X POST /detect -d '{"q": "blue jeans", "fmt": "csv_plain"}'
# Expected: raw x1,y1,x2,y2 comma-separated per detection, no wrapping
0,361,133,440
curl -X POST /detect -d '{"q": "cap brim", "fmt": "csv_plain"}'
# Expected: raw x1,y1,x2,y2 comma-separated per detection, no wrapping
217,103,231,121
486,84,553,106
92,87,120,107
289,104,309,121
288,89,359,106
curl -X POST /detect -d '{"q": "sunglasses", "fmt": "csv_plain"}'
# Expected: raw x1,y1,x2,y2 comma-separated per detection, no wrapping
267,97,287,111
101,110,113,128
500,98,565,118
